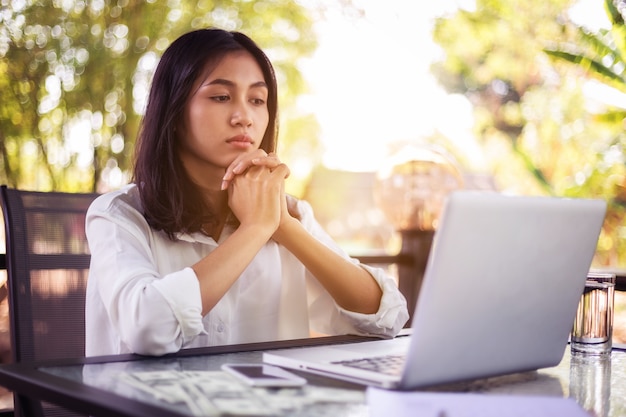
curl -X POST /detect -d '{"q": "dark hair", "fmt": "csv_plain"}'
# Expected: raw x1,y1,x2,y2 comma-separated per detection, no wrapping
133,28,279,239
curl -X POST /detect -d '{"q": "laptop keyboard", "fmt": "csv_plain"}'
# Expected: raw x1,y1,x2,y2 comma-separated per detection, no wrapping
331,354,406,376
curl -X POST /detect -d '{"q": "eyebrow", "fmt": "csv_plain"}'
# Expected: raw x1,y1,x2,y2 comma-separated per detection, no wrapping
204,79,268,89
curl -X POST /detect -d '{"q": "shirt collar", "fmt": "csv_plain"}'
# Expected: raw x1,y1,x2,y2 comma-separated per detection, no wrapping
175,224,233,245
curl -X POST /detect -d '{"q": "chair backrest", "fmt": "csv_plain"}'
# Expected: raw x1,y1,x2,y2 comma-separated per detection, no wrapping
1,186,99,417
1,185,98,364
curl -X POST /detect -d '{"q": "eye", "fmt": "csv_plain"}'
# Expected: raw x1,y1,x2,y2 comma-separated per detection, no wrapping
250,98,266,106
211,95,230,103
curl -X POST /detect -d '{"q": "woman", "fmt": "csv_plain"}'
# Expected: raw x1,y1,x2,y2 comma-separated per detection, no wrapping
85,28,408,356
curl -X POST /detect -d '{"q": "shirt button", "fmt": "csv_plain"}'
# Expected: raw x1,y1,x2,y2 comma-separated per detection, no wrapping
217,323,225,332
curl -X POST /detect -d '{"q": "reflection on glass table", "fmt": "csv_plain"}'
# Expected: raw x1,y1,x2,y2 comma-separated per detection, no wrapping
36,346,626,417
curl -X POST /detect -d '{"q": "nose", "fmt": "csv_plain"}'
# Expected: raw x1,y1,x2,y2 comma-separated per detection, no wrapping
230,104,252,128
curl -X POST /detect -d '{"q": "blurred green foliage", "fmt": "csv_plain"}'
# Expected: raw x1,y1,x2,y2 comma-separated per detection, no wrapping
432,0,626,267
5,0,626,267
0,0,324,193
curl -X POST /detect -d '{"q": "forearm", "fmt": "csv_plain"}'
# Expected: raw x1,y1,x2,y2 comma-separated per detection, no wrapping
193,224,273,315
274,219,383,314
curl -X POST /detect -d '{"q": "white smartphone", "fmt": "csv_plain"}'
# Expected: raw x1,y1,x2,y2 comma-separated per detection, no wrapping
221,363,307,387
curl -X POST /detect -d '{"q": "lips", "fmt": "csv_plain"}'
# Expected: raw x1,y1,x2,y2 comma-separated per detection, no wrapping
226,134,253,145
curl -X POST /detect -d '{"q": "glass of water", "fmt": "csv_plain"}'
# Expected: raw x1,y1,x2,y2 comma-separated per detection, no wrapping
571,272,616,356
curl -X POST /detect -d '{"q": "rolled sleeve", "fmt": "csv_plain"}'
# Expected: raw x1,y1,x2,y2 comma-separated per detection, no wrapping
335,264,409,337
295,198,409,338
151,267,205,343
86,186,207,356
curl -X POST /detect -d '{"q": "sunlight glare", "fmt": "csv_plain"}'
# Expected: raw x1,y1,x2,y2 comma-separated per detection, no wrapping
300,0,608,174
299,0,481,173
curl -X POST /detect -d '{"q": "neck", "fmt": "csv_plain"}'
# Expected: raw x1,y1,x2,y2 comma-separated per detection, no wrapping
200,190,230,238
202,219,226,241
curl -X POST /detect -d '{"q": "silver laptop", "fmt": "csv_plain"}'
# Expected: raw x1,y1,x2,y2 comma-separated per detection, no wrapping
263,191,607,390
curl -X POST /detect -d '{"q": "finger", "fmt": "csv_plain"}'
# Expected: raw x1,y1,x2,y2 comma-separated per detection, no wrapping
251,153,281,168
226,150,268,176
224,154,276,187
221,150,268,190
227,165,272,192
270,163,291,180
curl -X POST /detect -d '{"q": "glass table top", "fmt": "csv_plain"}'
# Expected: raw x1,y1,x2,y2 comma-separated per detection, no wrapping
38,348,626,417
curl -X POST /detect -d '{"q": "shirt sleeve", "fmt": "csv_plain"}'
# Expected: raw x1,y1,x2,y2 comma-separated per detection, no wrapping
294,198,410,338
86,191,205,356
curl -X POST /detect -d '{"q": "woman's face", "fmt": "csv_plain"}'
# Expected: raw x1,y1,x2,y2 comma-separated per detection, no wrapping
178,50,270,186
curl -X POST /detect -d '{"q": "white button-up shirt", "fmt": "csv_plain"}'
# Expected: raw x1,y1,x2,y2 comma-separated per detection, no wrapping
85,184,409,356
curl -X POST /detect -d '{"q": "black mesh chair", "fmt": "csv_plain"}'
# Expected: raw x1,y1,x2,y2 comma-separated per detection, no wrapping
0,185,99,417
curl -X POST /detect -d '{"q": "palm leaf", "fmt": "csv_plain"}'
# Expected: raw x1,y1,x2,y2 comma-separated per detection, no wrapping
578,27,622,61
544,49,626,90
606,0,623,25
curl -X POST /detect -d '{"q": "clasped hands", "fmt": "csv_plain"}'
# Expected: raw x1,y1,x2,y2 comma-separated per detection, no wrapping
221,150,297,241
221,149,286,191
